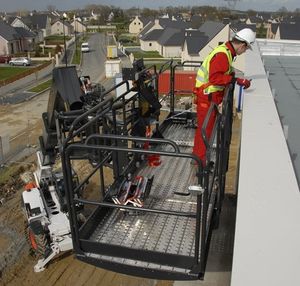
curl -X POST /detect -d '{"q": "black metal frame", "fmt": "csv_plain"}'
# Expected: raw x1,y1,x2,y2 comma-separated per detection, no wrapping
57,61,235,280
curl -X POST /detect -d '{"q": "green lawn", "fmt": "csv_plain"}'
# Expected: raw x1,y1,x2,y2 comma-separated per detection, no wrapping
0,67,31,81
28,79,52,93
131,51,163,59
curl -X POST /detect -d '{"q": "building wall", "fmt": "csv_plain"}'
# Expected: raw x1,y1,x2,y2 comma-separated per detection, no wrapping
51,21,64,35
274,28,280,40
71,21,86,33
45,17,52,37
181,41,202,66
161,45,182,57
0,37,21,55
51,22,73,36
129,16,144,34
140,40,158,51
11,18,30,30
20,37,35,52
0,36,8,54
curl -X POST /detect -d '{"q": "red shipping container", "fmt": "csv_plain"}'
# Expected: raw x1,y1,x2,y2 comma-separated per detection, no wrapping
158,70,196,95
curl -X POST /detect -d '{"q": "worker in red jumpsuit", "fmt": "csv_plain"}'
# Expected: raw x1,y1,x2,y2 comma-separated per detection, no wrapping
193,28,256,165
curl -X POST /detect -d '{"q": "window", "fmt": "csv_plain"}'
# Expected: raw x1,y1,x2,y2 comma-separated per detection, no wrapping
149,43,152,47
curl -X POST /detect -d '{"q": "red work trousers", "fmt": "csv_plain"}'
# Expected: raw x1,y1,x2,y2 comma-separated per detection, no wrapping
193,90,223,165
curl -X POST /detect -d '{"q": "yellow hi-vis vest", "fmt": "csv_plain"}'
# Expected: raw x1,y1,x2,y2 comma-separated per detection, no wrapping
195,43,233,94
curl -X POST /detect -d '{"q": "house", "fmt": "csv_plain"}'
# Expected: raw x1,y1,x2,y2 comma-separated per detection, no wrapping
158,28,185,57
181,30,209,63
71,19,86,33
140,29,164,52
140,27,186,57
139,16,188,55
129,16,152,34
0,21,21,55
139,17,189,39
266,23,279,39
11,14,52,41
181,22,230,65
246,16,264,26
51,19,74,36
14,27,36,52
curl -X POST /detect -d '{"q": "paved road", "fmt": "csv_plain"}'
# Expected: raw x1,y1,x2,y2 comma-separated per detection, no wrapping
79,33,108,83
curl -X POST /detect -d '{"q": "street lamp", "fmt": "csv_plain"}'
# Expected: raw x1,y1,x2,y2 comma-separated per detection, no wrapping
74,14,77,58
62,12,67,67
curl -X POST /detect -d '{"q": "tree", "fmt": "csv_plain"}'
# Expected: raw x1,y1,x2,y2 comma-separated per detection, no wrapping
47,5,56,12
277,6,288,13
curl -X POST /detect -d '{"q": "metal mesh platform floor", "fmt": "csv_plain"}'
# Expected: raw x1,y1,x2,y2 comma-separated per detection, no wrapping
89,124,201,266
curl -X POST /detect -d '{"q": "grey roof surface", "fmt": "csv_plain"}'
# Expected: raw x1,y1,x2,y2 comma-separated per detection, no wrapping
53,19,73,29
248,16,264,23
22,14,48,30
199,21,226,41
186,34,209,55
263,56,300,184
0,21,20,41
139,16,153,26
161,30,185,46
230,23,256,33
157,28,182,45
279,23,300,40
140,29,164,41
14,27,36,37
289,16,300,24
189,15,203,29
158,18,188,30
139,22,155,38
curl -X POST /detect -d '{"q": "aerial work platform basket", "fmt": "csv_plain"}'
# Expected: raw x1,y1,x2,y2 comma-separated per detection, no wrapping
58,61,234,280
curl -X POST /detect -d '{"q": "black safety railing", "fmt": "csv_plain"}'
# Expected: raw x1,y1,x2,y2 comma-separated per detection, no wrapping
170,61,202,113
201,83,235,228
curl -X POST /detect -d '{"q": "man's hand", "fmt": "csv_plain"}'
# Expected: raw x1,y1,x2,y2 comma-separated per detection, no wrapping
236,78,251,89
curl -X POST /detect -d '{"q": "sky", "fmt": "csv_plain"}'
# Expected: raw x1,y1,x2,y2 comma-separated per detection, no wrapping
0,0,299,13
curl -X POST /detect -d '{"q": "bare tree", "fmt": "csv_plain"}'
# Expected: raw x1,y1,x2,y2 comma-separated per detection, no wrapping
47,5,56,12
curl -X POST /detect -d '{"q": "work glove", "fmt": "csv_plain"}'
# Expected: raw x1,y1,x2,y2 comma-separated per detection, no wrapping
236,78,251,89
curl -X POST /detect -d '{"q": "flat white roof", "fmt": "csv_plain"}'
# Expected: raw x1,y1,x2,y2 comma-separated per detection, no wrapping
231,43,300,286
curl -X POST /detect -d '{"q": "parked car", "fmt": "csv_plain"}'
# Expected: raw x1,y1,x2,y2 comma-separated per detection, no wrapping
81,42,90,53
9,57,31,66
0,55,12,63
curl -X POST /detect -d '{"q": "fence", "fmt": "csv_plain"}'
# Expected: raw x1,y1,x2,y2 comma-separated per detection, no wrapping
0,61,53,87
0,119,42,166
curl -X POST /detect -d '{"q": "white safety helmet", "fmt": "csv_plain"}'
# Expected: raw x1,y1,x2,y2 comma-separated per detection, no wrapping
234,28,256,49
